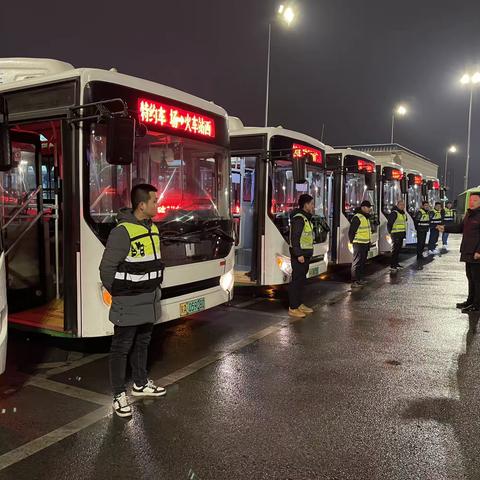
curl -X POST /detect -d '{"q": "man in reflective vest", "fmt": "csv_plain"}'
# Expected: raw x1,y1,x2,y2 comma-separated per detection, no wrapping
288,194,315,318
441,200,455,251
349,200,373,288
100,184,166,417
428,202,443,255
414,200,431,269
387,199,407,273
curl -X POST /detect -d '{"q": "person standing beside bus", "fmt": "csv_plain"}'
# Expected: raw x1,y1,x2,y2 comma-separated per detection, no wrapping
387,199,407,273
414,201,431,269
441,200,455,251
428,202,443,255
100,184,166,418
288,194,315,318
349,200,372,288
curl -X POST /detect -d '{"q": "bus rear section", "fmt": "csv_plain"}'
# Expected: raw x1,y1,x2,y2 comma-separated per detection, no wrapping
326,149,379,265
0,59,234,337
229,119,329,286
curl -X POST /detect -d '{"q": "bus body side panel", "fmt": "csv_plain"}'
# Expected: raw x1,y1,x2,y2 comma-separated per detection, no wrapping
0,253,7,374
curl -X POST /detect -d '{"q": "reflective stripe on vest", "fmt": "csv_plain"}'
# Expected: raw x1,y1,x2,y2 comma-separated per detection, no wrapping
290,212,314,250
391,211,407,234
431,210,442,225
443,208,455,222
417,209,430,227
353,213,371,244
111,221,164,296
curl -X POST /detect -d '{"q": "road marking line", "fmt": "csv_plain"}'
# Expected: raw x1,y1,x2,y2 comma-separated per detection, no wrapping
42,353,108,378
26,377,111,406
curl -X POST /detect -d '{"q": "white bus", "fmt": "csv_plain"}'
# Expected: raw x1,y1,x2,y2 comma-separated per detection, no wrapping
0,58,234,337
326,148,379,264
0,240,6,374
425,176,441,206
405,170,424,244
376,161,407,253
229,118,329,286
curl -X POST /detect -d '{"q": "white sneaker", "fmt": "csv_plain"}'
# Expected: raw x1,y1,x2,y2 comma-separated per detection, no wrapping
113,392,132,417
422,251,430,258
432,249,440,255
132,379,167,397
428,250,435,255
442,246,448,252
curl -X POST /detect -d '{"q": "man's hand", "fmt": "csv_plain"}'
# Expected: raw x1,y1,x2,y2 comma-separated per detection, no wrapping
474,252,480,260
298,256,305,264
436,225,445,232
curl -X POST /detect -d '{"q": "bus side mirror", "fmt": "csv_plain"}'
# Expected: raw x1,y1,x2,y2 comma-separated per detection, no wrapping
0,125,11,172
400,176,407,194
293,155,307,184
365,172,376,190
421,183,428,197
106,116,136,165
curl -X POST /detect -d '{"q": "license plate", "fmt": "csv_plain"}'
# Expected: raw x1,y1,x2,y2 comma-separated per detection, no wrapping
180,297,205,316
185,243,196,257
309,266,320,277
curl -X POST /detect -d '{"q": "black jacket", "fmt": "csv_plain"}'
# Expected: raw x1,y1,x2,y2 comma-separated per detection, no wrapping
348,208,371,244
387,206,407,237
289,208,314,258
444,207,480,262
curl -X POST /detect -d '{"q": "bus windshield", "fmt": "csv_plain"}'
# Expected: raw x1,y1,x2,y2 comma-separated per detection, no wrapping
344,173,376,217
383,179,402,215
408,184,422,214
88,127,230,227
428,188,440,206
270,160,328,243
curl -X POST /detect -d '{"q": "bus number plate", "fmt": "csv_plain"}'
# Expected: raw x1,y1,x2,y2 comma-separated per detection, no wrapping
309,266,320,278
180,297,206,316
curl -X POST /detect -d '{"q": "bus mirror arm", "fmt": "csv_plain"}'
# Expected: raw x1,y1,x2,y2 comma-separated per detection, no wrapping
0,96,12,172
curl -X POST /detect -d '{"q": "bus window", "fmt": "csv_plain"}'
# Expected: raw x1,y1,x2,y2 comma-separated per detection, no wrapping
383,179,402,215
344,172,376,216
408,184,422,215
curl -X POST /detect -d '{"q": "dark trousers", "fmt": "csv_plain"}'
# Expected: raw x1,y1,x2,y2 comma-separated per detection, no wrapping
428,227,439,251
442,232,449,245
351,243,369,282
466,262,480,306
416,229,428,260
109,323,154,396
289,256,310,309
391,234,404,267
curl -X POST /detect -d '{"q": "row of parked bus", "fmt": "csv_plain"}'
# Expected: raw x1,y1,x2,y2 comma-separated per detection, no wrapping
0,59,444,373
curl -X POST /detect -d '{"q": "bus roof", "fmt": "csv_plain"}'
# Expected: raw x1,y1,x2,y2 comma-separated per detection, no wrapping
326,146,377,164
0,57,227,118
228,117,326,151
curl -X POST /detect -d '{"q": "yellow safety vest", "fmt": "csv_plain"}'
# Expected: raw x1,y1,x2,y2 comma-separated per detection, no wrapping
443,207,455,222
430,209,442,225
391,211,407,234
290,212,314,250
111,221,164,296
353,213,371,244
417,209,430,228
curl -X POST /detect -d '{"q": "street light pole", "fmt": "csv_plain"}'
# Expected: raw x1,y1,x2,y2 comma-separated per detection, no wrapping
465,86,473,191
390,105,406,143
264,23,272,127
390,113,395,143
444,149,449,187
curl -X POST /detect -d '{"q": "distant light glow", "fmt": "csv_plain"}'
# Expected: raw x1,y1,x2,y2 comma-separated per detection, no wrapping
396,105,407,116
473,72,480,84
432,180,440,190
461,74,471,85
283,6,295,25
278,4,285,14
448,145,457,153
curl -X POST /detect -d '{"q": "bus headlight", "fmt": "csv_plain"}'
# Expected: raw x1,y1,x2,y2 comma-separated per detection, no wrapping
386,234,392,245
220,270,234,292
348,242,353,254
276,255,292,275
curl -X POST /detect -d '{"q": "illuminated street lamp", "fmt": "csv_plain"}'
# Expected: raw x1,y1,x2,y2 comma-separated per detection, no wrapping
265,4,297,126
444,145,457,190
460,72,480,190
390,104,407,143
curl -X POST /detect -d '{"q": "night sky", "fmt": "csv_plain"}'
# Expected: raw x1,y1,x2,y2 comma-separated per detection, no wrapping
1,0,480,196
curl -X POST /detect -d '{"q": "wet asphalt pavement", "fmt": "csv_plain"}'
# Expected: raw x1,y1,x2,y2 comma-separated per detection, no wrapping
0,238,478,479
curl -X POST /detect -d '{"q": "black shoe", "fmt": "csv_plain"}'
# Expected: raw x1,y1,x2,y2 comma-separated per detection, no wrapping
416,265,424,271
462,305,480,313
457,301,472,309
395,264,404,269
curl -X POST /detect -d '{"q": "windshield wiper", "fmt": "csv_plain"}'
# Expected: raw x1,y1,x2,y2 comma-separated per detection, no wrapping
161,225,234,243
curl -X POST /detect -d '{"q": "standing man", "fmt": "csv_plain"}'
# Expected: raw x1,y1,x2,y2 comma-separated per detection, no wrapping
428,202,442,255
414,200,431,270
288,194,315,318
437,193,480,313
349,200,372,288
387,199,407,273
441,200,455,251
100,184,166,417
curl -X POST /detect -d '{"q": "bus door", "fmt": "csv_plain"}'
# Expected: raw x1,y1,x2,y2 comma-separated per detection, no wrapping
1,131,55,317
231,155,258,284
325,154,342,263
0,234,7,374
